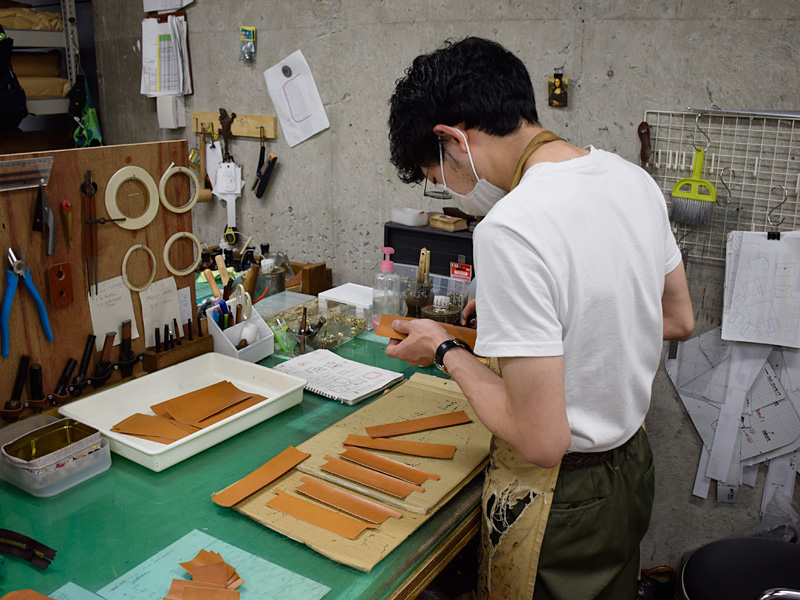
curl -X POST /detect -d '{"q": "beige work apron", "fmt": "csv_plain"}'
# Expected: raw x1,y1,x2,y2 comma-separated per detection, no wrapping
476,131,564,600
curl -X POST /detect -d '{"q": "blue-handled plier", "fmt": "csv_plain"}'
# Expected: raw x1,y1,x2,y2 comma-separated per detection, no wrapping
1,247,54,358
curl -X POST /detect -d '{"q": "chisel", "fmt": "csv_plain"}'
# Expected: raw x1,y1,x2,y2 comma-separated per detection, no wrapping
53,358,77,397
70,335,96,396
118,320,136,376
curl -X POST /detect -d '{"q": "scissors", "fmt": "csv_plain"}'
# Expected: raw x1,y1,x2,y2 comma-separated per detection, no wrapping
233,284,252,321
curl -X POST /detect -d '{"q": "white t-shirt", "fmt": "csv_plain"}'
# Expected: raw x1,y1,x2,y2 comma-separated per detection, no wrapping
473,147,681,452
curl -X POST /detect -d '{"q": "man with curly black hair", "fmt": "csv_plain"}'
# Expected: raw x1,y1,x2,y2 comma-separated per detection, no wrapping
386,37,694,600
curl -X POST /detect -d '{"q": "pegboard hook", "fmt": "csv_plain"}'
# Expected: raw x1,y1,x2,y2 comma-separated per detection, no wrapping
767,185,788,230
691,114,712,151
718,167,735,207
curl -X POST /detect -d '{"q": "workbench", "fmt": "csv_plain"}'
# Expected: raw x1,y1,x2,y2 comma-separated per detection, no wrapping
0,335,483,599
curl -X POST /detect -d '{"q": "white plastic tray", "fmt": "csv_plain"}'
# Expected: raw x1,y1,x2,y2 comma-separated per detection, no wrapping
59,353,306,472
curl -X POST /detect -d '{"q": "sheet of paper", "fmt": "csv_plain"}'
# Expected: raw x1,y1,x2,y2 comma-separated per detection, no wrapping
140,15,191,96
50,582,105,600
692,446,712,499
706,341,772,481
761,452,798,514
264,50,330,147
143,0,193,11
178,286,193,324
206,141,223,187
139,277,183,348
741,464,759,487
96,529,329,600
88,276,140,352
722,230,800,348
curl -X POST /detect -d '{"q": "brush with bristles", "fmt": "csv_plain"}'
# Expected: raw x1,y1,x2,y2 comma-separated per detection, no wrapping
670,148,717,227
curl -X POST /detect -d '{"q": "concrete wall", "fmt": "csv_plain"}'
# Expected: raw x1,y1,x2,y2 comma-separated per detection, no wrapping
92,0,800,570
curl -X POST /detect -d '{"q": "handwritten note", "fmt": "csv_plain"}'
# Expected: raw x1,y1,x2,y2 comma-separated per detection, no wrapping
88,277,140,351
96,529,330,600
139,277,182,348
177,286,193,325
50,582,105,600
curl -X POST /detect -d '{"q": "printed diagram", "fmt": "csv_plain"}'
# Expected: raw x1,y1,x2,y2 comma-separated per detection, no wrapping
722,232,800,348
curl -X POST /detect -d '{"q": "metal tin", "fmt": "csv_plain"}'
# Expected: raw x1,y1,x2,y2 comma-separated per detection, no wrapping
3,418,98,462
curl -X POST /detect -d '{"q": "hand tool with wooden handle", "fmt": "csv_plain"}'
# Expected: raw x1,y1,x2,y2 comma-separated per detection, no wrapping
203,268,221,298
118,319,137,377
70,334,96,396
92,331,117,388
215,254,229,286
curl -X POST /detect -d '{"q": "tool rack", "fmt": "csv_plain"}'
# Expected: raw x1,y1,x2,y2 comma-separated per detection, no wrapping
0,141,197,425
644,109,800,263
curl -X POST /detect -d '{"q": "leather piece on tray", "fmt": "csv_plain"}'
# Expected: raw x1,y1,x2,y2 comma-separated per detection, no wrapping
320,455,423,498
111,413,197,443
365,410,472,438
343,434,457,459
154,381,265,428
339,446,439,485
211,446,311,507
164,579,226,600
296,476,401,524
266,489,377,540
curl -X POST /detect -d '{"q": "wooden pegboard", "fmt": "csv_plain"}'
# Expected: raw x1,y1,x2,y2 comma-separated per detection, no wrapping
0,141,197,424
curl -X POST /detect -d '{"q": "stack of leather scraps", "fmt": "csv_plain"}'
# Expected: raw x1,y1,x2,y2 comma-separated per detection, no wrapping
111,381,266,444
163,549,243,599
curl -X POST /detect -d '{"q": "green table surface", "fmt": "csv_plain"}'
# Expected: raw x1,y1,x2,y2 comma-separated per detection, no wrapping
0,336,482,599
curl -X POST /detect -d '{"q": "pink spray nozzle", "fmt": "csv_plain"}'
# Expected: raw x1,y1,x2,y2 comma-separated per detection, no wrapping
380,247,395,273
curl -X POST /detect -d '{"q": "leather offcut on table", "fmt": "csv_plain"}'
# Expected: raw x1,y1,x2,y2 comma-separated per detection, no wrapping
296,476,402,524
365,410,472,438
266,489,377,540
339,446,439,485
343,434,457,459
321,455,424,499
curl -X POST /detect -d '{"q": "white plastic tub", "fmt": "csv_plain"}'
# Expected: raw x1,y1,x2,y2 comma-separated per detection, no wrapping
59,353,306,472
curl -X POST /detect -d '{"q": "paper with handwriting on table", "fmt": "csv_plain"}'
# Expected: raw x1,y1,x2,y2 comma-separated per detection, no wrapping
96,529,329,600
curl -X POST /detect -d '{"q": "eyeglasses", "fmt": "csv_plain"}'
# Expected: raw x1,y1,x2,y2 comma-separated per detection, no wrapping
423,176,452,200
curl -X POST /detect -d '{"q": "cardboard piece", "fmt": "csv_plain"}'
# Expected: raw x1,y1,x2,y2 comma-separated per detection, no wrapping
339,446,439,485
365,410,472,438
266,490,377,540
320,455,423,498
375,314,477,349
343,434,456,459
296,476,401,524
211,446,310,507
234,374,491,571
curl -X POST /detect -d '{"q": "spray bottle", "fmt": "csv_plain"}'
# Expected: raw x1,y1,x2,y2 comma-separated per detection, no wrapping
372,247,403,330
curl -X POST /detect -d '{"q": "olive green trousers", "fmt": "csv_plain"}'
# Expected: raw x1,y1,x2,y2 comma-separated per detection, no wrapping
533,428,655,600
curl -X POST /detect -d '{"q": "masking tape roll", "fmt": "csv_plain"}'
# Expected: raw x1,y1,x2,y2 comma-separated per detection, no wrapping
105,166,160,230
122,244,157,292
159,165,200,213
163,231,202,277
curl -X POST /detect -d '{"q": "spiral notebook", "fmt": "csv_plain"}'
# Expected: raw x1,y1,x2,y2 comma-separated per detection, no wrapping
272,349,404,405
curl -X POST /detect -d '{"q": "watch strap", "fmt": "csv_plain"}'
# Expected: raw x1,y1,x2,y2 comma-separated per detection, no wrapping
434,338,473,374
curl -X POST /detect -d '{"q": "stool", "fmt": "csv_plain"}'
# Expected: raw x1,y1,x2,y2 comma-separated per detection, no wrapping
681,537,800,600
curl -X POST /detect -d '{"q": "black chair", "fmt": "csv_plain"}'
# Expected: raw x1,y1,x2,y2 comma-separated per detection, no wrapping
681,537,800,600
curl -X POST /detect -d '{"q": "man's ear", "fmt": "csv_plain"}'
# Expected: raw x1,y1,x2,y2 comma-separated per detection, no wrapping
433,124,469,154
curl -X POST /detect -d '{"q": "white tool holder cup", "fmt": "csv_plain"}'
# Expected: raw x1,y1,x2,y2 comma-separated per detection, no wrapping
205,297,274,363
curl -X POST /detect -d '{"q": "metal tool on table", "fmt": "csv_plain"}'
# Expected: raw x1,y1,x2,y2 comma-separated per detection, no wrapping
81,170,99,296
91,331,117,389
61,198,73,249
1,247,54,358
69,334,96,396
33,185,57,256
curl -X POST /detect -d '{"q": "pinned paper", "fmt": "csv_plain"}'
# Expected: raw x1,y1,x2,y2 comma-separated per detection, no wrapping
139,277,183,348
88,276,140,351
264,50,329,147
178,286,193,325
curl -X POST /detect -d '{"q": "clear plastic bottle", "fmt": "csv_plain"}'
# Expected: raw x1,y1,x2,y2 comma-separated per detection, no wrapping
372,247,403,329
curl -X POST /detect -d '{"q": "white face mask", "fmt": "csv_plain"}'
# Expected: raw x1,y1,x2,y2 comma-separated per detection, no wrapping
439,128,507,216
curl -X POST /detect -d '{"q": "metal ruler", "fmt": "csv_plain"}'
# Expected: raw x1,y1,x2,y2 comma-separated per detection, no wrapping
0,156,54,192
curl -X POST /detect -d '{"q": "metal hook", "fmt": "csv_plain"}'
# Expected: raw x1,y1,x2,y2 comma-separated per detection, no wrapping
677,227,696,247
691,113,712,151
767,186,788,230
259,126,265,146
718,167,735,207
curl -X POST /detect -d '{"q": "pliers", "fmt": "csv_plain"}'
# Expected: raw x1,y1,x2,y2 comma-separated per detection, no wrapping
1,247,54,358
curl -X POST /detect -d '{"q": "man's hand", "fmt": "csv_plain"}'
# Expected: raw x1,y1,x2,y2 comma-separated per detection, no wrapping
461,299,477,327
385,318,452,366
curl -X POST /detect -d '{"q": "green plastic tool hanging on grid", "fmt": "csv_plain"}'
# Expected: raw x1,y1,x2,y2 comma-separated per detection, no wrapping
670,114,718,230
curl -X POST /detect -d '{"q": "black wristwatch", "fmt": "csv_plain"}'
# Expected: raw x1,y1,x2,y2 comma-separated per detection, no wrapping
434,338,473,375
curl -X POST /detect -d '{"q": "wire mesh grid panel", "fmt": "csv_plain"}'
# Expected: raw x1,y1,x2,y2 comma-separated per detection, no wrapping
644,110,800,262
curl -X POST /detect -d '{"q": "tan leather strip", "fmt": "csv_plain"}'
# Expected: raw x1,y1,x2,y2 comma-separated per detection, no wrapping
182,588,240,600
164,579,226,600
340,446,439,484
266,489,377,540
343,434,456,459
296,475,402,523
375,314,477,349
111,413,195,442
321,455,423,498
365,410,472,438
211,446,310,507
192,562,228,586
